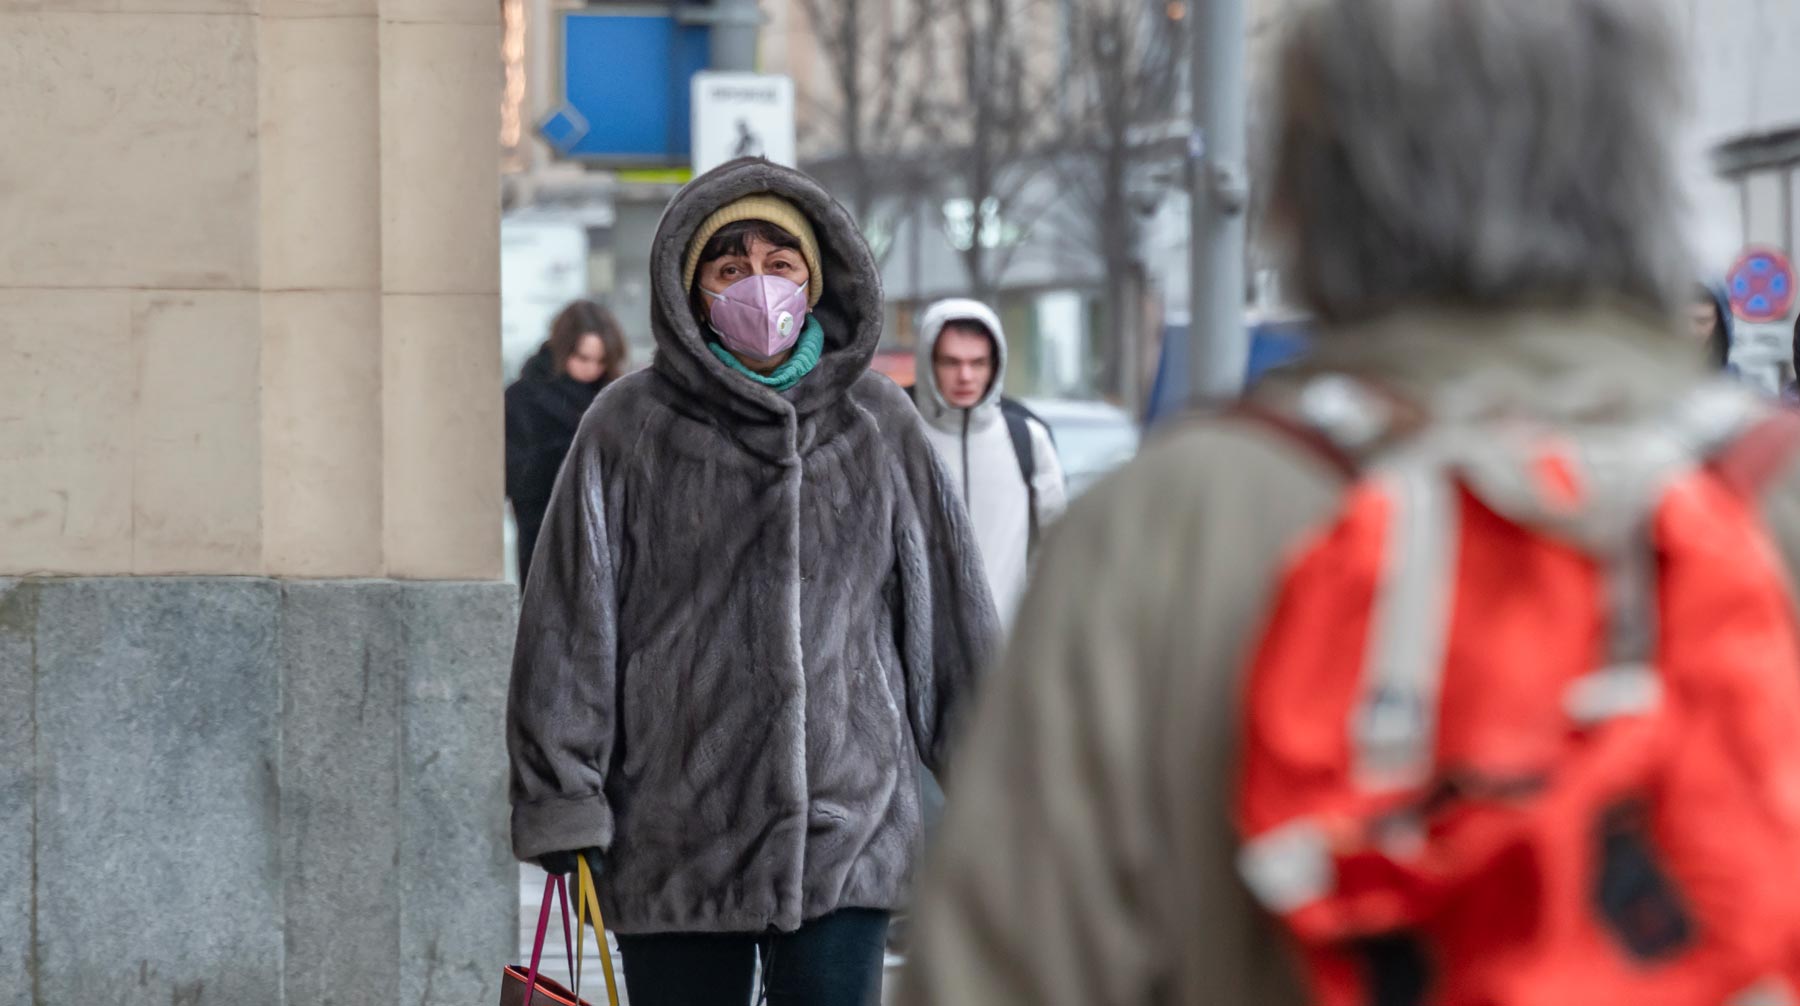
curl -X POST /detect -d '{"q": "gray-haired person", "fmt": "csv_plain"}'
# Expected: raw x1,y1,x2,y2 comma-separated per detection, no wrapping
895,1,1800,1004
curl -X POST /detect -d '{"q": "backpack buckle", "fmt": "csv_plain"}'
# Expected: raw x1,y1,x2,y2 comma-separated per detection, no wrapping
1297,376,1394,451
1354,683,1434,788
1564,663,1662,725
1239,818,1334,914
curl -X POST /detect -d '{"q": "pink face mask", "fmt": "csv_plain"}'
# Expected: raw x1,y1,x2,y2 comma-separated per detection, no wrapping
702,274,809,362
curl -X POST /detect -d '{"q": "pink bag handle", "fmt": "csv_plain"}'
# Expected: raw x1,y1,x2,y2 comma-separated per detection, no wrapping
522,873,576,1006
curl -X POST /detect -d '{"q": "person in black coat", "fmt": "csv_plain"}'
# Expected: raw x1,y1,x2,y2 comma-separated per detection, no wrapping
505,299,627,587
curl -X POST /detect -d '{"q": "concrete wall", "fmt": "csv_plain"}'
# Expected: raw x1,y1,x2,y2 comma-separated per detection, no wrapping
0,577,517,1006
1683,0,1800,148
0,4,520,1004
0,1,504,581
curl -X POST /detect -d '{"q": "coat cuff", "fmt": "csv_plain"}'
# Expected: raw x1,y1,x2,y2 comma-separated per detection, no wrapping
511,792,615,861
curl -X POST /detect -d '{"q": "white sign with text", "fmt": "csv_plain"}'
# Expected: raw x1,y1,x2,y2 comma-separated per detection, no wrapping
691,72,797,175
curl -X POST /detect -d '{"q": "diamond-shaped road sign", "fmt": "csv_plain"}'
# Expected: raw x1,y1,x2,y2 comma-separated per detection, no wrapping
536,104,590,155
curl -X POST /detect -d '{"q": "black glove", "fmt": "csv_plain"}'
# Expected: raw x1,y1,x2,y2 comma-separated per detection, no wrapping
535,847,604,879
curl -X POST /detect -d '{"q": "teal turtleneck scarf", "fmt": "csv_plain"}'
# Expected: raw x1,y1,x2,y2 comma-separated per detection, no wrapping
708,315,825,392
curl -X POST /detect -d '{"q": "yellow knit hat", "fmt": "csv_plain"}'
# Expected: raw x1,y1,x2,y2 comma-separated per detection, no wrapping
682,194,825,307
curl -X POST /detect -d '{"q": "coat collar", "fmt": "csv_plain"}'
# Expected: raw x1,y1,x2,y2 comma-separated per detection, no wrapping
1286,302,1706,417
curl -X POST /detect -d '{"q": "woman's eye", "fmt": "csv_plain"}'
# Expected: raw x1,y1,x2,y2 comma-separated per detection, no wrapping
771,260,790,271
720,265,740,278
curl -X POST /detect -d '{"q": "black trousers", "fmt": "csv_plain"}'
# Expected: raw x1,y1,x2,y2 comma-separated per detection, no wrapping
615,908,890,1006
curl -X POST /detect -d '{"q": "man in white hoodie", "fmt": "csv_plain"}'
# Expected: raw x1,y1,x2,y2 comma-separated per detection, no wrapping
912,299,1067,623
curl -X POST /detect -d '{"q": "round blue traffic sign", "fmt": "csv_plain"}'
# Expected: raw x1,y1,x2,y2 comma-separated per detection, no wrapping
1727,247,1797,324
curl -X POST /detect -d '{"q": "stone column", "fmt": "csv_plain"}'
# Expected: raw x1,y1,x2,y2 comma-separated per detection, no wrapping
0,2,517,1004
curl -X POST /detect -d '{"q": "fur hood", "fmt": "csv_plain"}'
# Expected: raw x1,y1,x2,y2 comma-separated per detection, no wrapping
507,159,1001,936
650,157,885,430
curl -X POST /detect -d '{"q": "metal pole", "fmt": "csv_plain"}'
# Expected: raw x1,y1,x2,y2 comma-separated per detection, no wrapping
709,0,763,72
1188,0,1250,399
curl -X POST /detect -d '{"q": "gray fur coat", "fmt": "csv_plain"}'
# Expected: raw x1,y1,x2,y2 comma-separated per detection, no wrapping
506,158,1001,935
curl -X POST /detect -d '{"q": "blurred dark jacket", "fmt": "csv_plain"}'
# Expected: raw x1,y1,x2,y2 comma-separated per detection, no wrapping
504,345,605,587
896,306,1800,1006
1705,282,1737,371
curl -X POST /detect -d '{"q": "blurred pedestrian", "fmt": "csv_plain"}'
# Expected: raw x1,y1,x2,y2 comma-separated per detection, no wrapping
911,299,1066,624
897,2,1800,1005
1691,283,1735,372
505,299,627,588
1786,311,1800,404
890,299,1069,958
507,158,999,1006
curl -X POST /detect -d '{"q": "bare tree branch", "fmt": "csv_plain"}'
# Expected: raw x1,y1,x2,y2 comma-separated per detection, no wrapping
1050,0,1185,402
797,0,958,265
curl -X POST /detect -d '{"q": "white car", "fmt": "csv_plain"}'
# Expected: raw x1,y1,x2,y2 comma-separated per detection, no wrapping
1024,398,1142,498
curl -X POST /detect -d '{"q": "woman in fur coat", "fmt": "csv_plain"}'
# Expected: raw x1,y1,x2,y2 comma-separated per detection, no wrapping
505,158,1000,1006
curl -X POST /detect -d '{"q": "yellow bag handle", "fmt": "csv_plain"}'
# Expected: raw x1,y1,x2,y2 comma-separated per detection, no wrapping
575,856,621,1006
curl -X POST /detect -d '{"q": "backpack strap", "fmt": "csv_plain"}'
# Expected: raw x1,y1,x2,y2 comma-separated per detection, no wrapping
1711,408,1800,497
1000,397,1047,558
1224,400,1361,478
1224,381,1447,788
999,398,1039,484
1353,451,1464,791
1225,375,1431,479
1554,395,1800,730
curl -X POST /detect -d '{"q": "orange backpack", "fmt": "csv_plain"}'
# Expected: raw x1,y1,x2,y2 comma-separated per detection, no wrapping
1236,378,1800,1006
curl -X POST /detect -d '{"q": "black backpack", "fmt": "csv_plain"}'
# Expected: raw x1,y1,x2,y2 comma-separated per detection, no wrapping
999,397,1054,557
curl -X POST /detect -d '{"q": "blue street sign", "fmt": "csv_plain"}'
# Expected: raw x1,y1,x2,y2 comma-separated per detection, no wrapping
1144,318,1311,426
537,104,590,152
540,11,711,163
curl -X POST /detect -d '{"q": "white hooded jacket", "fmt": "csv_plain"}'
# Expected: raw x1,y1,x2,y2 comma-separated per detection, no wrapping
913,299,1067,622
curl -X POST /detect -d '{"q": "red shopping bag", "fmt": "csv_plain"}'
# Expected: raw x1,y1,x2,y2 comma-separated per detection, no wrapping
499,861,618,1006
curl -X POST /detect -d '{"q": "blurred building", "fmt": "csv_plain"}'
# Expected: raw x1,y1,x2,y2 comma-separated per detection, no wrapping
1685,0,1800,263
1682,0,1800,386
